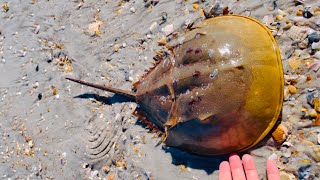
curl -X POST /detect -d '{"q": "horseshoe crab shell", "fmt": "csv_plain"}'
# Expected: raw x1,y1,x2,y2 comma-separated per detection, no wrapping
67,15,283,155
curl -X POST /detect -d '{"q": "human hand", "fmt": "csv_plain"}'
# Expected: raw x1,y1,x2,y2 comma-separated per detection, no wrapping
218,154,280,180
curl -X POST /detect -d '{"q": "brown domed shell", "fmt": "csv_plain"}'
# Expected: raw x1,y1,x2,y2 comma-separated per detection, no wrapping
134,15,283,155
67,15,283,155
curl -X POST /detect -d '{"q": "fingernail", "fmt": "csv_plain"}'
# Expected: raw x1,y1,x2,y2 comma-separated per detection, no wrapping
229,153,238,158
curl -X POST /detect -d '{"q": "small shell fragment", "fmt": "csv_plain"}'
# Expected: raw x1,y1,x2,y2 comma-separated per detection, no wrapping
310,109,318,118
287,25,308,41
158,38,167,46
114,44,120,52
279,171,294,180
276,15,284,21
315,115,320,126
65,65,72,73
288,85,297,94
288,57,301,70
315,98,320,112
87,21,103,37
161,24,174,36
149,22,158,33
277,9,287,17
272,124,288,144
34,25,40,34
2,3,9,12
193,4,199,10
262,15,274,26
306,145,320,162
53,88,57,95
130,7,135,13
297,10,303,16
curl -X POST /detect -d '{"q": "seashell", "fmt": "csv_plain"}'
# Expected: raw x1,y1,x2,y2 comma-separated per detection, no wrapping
309,109,318,118
66,15,284,155
315,16,320,26
312,42,320,50
34,25,40,34
192,3,199,10
302,59,314,69
282,141,293,147
158,38,167,46
306,145,320,162
298,39,308,49
149,22,158,33
277,28,284,36
114,44,120,52
283,151,292,158
315,99,320,112
308,59,320,72
284,87,290,101
288,56,301,70
300,53,311,60
287,25,308,41
272,124,288,144
284,74,299,81
288,85,297,94
2,3,9,12
53,88,57,95
262,15,274,26
315,115,320,126
279,171,295,180
293,49,303,57
87,21,103,37
276,15,284,21
130,7,136,13
278,9,287,17
297,10,303,16
161,24,174,36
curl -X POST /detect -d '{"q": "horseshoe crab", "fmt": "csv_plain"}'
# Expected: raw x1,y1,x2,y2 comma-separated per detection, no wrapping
67,15,284,155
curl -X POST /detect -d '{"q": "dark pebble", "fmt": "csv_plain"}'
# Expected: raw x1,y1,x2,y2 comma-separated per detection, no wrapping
273,1,277,10
281,156,289,164
38,93,42,100
303,10,313,18
298,165,312,179
124,71,130,81
35,65,39,72
306,92,320,107
159,12,167,25
308,32,320,45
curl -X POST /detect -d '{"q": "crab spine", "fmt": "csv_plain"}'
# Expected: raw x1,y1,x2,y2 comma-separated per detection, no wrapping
66,77,136,100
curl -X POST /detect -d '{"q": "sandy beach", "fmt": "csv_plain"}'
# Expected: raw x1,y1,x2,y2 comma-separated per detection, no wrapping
0,0,320,179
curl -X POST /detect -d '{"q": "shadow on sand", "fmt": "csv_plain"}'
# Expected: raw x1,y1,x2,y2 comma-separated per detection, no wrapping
74,93,135,104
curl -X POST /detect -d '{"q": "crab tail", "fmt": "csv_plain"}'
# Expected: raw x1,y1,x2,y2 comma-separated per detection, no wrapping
66,77,136,101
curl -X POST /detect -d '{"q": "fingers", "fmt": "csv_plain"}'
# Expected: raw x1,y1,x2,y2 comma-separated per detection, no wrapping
242,154,259,180
219,154,278,180
266,160,280,180
229,154,246,180
219,161,232,180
